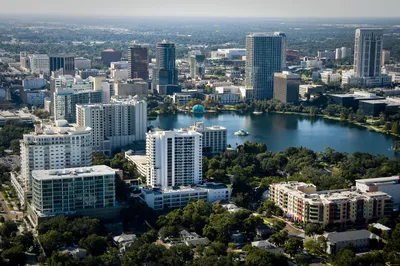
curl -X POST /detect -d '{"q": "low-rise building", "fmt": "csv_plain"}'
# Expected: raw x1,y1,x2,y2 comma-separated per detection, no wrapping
273,71,300,103
125,152,147,178
299,85,325,96
269,181,392,227
329,91,384,109
321,71,341,84
23,78,46,89
326,230,381,255
172,93,192,105
359,98,400,116
140,182,231,210
0,109,34,126
74,57,91,70
251,240,284,254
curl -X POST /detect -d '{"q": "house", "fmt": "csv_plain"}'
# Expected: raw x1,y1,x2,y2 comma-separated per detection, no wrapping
326,230,381,255
113,233,136,252
256,224,274,237
251,240,284,254
371,223,391,232
220,203,241,213
59,246,87,259
231,231,245,247
179,230,210,247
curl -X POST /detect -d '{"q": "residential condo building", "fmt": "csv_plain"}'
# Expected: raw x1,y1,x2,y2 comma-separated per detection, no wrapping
189,122,227,154
269,182,392,227
146,129,202,188
11,121,92,205
28,54,50,74
76,97,147,155
30,165,116,224
245,32,285,100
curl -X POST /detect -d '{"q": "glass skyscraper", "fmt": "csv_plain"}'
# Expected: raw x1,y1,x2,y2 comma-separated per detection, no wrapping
245,33,285,100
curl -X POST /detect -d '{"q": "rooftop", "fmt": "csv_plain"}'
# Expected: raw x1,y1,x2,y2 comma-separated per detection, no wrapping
0,109,33,120
326,230,379,244
32,165,115,181
142,182,228,195
356,176,400,185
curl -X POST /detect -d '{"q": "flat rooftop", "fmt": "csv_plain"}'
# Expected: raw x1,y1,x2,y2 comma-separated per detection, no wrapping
32,165,115,181
356,176,400,185
0,110,33,119
142,182,228,195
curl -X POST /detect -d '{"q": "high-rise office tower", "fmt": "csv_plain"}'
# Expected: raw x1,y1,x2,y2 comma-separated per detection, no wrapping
146,129,202,188
273,71,300,104
274,32,287,70
49,55,75,76
245,32,285,100
152,41,177,89
128,45,149,80
354,28,383,78
76,97,147,156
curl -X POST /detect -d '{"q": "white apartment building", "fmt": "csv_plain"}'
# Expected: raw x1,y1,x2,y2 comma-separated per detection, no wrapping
31,165,116,219
125,153,148,178
140,183,231,210
172,93,192,105
74,57,91,70
189,122,227,154
11,121,92,205
146,129,202,188
210,49,246,60
76,96,147,155
28,54,50,74
321,71,342,84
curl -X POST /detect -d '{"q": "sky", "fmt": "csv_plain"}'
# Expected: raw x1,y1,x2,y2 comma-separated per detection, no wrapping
0,0,399,18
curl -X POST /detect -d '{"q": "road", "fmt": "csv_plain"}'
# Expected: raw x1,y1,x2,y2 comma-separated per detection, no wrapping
0,191,19,220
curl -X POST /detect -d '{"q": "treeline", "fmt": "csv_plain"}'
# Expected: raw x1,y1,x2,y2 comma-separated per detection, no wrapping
203,142,400,209
0,121,33,155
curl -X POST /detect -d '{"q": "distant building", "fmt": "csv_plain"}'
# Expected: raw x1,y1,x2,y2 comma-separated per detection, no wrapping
382,50,390,65
269,181,392,226
78,69,100,79
152,41,177,89
54,87,103,123
101,49,122,67
189,54,206,78
317,50,335,60
146,129,202,188
273,71,300,103
114,80,149,96
0,109,34,126
20,89,48,106
320,71,341,84
157,84,181,96
299,85,325,96
329,91,384,109
140,183,231,210
74,57,91,70
128,45,149,80
326,230,381,255
49,55,75,76
23,78,46,89
172,93,192,105
245,32,285,100
210,49,246,60
336,47,352,60
28,54,49,74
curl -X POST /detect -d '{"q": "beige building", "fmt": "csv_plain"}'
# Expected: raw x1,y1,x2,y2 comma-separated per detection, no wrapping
269,181,392,226
273,71,300,103
114,80,148,96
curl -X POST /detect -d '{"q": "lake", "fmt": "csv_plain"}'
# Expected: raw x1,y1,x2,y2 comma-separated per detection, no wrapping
150,112,399,157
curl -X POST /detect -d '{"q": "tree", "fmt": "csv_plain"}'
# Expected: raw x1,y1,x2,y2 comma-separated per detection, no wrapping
355,109,366,123
39,230,65,255
392,121,400,135
340,111,346,121
159,225,178,239
294,254,309,266
283,238,303,257
304,223,323,236
331,248,357,266
10,139,21,154
245,248,288,266
0,221,18,237
47,252,79,266
268,230,288,247
1,245,26,266
79,234,109,256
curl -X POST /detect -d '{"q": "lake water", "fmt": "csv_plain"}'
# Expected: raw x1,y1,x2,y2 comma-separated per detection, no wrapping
150,112,399,157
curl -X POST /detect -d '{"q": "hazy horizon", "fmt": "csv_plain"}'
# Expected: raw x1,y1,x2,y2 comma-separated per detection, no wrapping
1,0,399,18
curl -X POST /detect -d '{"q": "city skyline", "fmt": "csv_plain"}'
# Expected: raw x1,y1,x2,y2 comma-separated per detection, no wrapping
0,0,399,18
